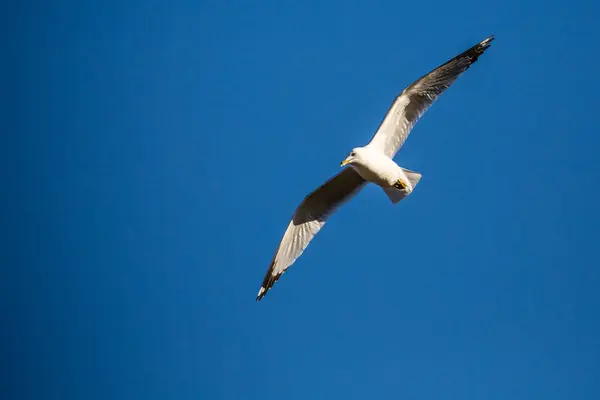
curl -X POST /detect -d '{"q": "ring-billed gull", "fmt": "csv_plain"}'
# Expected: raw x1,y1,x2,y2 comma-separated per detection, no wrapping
257,35,494,301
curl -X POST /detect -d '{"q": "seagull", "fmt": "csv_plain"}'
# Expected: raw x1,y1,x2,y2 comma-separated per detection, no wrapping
256,35,494,301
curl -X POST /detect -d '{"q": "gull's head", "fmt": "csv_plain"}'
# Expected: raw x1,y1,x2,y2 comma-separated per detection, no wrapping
341,147,365,168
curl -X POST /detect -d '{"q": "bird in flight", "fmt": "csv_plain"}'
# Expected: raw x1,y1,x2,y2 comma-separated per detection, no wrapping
257,35,495,301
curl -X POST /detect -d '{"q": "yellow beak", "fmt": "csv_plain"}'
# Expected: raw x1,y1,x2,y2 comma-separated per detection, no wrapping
340,158,351,167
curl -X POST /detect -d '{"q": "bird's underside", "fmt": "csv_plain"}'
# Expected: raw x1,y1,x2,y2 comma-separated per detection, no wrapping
256,35,495,301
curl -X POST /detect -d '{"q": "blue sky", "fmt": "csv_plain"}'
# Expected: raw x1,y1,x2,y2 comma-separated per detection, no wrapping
5,0,600,399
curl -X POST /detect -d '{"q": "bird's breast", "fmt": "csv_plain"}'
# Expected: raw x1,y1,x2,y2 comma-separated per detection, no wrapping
351,159,399,187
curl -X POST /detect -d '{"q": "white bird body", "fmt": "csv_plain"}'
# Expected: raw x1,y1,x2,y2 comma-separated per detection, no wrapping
345,146,411,190
256,35,495,301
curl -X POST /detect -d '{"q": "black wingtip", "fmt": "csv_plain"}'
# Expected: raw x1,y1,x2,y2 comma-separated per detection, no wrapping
256,288,266,302
459,34,495,65
479,35,495,48
256,266,286,302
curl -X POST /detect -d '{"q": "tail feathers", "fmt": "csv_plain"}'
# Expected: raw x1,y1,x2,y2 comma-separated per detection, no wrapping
383,168,422,204
383,187,408,204
403,168,422,187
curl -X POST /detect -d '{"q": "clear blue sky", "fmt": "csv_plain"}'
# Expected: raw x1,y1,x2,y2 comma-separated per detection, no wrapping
4,0,600,399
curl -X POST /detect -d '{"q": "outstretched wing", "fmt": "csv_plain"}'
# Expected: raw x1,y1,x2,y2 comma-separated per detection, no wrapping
368,35,494,158
257,168,366,301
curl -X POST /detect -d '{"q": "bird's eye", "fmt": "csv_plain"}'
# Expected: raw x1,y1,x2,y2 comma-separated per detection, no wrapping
351,152,356,156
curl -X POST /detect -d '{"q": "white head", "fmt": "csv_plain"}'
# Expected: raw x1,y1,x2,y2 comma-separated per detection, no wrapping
340,147,367,168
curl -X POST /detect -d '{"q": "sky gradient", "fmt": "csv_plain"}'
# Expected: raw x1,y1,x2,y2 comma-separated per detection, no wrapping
5,0,600,399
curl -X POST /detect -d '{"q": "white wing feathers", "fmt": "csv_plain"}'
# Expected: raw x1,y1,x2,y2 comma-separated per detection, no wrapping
256,168,366,301
368,35,494,158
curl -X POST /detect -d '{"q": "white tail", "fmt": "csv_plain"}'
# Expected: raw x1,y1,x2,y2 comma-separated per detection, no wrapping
383,168,422,204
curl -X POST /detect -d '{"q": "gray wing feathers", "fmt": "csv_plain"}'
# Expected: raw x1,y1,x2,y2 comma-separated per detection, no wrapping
369,35,494,157
256,168,366,301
